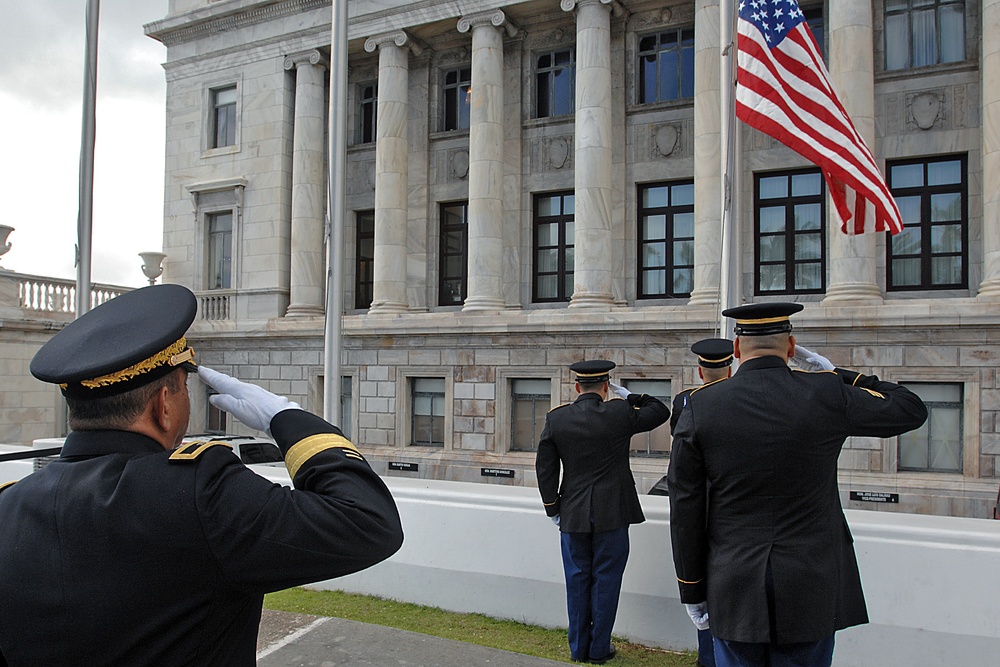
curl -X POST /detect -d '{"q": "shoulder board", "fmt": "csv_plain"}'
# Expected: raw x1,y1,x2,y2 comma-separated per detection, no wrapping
0,481,16,494
791,368,838,375
169,440,234,463
547,402,571,414
690,377,728,395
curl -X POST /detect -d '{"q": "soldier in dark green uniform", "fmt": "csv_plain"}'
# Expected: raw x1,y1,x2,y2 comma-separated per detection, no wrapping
0,285,403,666
668,303,926,667
536,360,669,664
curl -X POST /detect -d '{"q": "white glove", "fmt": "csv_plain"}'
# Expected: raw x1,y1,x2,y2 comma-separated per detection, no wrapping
684,602,710,631
608,382,631,399
198,366,301,435
793,345,835,372
551,515,561,527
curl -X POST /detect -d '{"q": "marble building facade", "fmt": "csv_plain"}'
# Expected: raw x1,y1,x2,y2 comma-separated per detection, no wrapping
145,0,1000,518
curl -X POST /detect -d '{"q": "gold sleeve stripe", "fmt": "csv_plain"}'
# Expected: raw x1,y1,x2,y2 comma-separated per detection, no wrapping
851,372,862,386
543,500,558,506
0,481,16,492
677,577,703,584
169,441,233,461
285,433,362,478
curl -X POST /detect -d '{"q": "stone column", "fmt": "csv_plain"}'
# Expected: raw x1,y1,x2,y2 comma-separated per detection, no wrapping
823,0,881,302
284,50,328,317
563,0,618,308
979,0,1000,297
458,10,517,311
688,0,723,306
364,32,417,314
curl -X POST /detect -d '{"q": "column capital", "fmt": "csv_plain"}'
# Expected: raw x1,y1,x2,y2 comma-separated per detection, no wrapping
283,49,327,71
364,30,424,56
457,10,520,38
561,0,626,18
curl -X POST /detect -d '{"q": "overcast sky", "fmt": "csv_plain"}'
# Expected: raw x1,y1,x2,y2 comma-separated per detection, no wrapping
0,0,170,287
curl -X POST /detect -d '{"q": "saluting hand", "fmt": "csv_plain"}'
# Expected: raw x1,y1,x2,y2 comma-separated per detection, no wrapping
198,366,301,435
608,382,631,400
792,345,835,372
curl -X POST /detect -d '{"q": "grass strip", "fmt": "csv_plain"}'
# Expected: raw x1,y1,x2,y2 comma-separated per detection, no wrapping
264,587,698,666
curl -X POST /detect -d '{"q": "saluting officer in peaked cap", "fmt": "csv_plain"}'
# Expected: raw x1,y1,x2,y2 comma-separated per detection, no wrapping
569,359,616,384
722,301,804,336
30,284,198,399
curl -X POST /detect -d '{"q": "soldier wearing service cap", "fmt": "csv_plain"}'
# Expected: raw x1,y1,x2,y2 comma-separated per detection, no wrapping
536,360,669,664
670,338,735,436
668,302,927,667
0,284,403,666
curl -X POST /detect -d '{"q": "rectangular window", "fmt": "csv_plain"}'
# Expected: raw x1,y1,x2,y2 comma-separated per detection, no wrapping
359,82,377,144
211,86,237,149
439,202,468,306
536,49,575,118
355,210,375,309
207,211,233,290
638,181,695,298
803,5,826,60
510,379,551,452
411,378,446,447
206,390,227,434
533,192,575,302
443,67,472,131
886,155,967,291
898,383,963,472
625,380,671,457
754,169,826,295
637,28,695,104
885,0,965,71
340,375,353,440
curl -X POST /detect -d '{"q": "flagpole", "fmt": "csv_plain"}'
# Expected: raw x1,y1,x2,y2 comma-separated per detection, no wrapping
323,0,347,424
76,0,99,318
717,0,740,339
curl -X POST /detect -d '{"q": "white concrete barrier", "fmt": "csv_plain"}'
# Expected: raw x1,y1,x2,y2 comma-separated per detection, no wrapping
261,474,1000,667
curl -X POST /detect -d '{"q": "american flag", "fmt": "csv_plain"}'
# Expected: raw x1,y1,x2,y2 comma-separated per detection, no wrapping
735,0,903,235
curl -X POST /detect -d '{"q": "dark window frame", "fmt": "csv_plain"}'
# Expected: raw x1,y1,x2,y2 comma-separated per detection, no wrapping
753,168,827,296
439,202,469,306
410,378,446,447
206,211,233,290
636,27,695,104
884,0,966,71
358,81,377,144
510,378,551,453
637,180,695,299
886,154,968,292
897,382,964,473
211,86,237,149
442,66,472,131
535,48,576,119
532,191,575,303
355,210,375,309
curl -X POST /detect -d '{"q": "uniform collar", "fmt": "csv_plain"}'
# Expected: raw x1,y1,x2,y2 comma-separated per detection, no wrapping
574,392,605,403
60,429,166,459
734,355,789,373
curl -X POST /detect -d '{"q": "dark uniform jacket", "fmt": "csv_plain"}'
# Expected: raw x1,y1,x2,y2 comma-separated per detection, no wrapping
0,410,403,666
536,392,669,533
670,389,694,434
668,356,927,644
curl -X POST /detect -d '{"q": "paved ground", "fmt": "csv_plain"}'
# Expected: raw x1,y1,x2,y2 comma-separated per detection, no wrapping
256,609,573,666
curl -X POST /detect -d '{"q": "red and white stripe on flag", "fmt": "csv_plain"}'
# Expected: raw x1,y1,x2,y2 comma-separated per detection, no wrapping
735,0,903,235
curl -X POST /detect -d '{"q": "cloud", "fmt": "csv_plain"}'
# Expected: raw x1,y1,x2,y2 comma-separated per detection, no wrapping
0,0,169,288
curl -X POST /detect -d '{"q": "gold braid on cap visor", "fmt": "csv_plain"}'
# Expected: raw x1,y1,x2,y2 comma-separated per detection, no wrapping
74,338,193,389
735,316,790,325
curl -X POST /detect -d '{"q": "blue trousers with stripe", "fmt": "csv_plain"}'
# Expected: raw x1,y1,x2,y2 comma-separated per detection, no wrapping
559,526,629,662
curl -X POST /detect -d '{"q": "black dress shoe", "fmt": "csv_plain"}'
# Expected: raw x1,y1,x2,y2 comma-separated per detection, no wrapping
589,646,616,664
